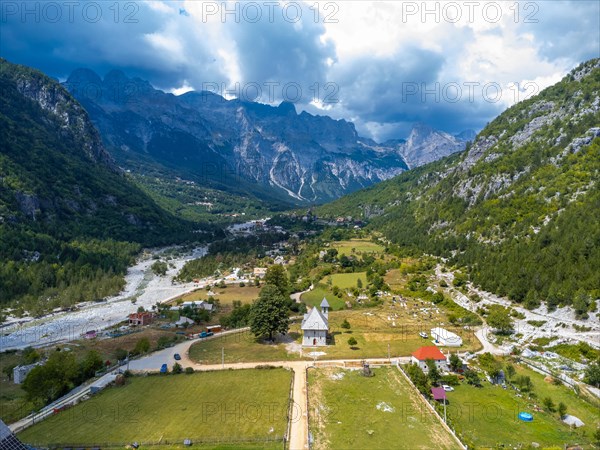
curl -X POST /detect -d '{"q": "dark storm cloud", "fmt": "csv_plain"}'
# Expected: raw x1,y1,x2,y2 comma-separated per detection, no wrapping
0,1,224,85
222,1,335,103
330,46,504,137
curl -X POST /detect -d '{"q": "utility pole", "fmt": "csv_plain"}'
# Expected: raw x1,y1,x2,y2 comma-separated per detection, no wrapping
127,351,130,372
222,347,224,369
387,343,390,360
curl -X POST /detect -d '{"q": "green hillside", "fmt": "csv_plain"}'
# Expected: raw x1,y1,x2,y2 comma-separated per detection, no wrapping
318,59,600,314
0,60,216,315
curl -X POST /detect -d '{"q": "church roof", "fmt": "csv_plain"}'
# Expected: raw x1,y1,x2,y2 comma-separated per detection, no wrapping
320,297,330,308
301,306,328,331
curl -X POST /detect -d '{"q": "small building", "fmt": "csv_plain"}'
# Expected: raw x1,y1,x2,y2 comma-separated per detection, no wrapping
411,346,448,371
181,301,213,312
253,267,268,278
431,327,463,347
301,298,330,347
176,316,195,327
128,312,154,326
83,330,97,339
13,362,42,384
431,387,447,403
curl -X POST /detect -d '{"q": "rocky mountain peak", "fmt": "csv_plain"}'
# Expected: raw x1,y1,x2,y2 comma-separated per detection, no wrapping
66,68,103,86
393,123,467,168
278,100,297,116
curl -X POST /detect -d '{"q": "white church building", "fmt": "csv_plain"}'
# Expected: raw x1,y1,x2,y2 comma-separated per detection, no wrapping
301,298,330,346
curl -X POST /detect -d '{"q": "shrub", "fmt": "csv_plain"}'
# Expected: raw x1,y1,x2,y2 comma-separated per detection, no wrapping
440,374,460,386
542,396,555,412
133,337,150,355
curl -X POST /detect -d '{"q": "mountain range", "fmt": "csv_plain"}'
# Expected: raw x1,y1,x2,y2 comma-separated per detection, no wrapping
318,58,600,313
63,69,471,204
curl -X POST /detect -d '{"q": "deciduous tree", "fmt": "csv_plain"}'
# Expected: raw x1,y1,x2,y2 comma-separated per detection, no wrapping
250,285,289,341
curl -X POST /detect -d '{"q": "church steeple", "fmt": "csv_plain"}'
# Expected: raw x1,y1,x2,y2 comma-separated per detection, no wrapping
320,297,330,319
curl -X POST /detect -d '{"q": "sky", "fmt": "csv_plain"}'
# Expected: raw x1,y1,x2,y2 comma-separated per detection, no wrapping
1,0,599,141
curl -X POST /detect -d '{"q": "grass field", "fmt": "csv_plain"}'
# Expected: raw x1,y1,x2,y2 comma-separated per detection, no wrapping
189,330,303,364
331,239,384,256
321,309,480,360
179,285,260,307
445,365,598,447
189,307,480,364
0,328,191,425
323,272,367,289
309,366,459,449
301,286,346,310
513,364,599,432
18,369,292,446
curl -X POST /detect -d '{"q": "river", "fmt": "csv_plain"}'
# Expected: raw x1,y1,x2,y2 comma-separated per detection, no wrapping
0,246,207,351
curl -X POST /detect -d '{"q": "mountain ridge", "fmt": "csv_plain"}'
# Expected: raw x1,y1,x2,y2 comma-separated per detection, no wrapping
63,68,471,203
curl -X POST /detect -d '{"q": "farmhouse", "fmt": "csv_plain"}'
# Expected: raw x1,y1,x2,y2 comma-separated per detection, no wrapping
411,346,448,371
431,327,463,347
253,267,268,278
301,298,330,346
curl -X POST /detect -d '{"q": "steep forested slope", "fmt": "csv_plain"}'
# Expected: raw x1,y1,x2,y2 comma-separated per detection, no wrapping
318,59,600,314
0,60,215,315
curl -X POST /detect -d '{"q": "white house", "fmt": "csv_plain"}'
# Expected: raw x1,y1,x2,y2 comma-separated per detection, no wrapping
431,327,463,347
411,346,448,372
301,298,330,346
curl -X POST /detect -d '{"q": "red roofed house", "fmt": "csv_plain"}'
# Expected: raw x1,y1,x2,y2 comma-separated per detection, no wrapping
128,312,154,326
411,346,448,371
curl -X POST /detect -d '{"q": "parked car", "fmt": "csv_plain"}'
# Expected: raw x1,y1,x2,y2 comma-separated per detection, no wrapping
160,363,168,374
442,385,454,392
174,353,181,360
419,331,428,339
